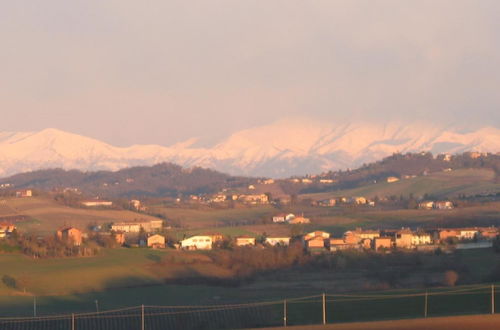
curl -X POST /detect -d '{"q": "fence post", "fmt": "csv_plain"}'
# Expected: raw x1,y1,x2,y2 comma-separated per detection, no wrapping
424,290,428,318
72,313,75,330
322,293,326,325
283,299,287,327
141,304,145,330
492,284,495,315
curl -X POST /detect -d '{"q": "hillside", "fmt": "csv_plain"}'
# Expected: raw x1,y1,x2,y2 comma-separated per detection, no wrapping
0,196,162,234
0,163,254,198
303,168,500,201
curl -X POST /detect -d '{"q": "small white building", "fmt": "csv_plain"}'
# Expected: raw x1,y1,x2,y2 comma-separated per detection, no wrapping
235,236,256,247
181,235,213,250
411,233,432,246
265,237,291,246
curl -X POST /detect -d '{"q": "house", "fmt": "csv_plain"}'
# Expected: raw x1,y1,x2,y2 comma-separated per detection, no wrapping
272,214,286,223
111,220,163,233
435,201,454,210
181,236,213,250
319,179,334,184
350,197,367,205
130,200,146,211
302,179,313,184
147,234,166,249
263,179,275,184
237,194,269,204
317,199,336,207
81,199,113,207
56,227,83,246
386,176,400,183
479,227,499,240
265,237,291,246
285,214,296,221
418,201,435,210
113,232,126,245
374,237,392,251
439,229,460,242
288,216,310,224
395,229,413,249
235,236,256,247
306,236,328,249
343,228,380,244
15,189,32,198
304,231,330,241
0,222,16,239
411,232,432,246
329,238,358,251
458,229,478,240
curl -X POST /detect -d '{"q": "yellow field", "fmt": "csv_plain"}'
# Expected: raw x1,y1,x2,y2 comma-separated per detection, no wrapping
0,196,162,233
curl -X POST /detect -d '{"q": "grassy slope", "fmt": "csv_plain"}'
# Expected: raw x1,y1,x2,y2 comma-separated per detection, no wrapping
0,197,162,234
304,168,499,200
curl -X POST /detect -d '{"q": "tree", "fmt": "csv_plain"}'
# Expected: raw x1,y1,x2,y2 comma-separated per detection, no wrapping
443,270,459,286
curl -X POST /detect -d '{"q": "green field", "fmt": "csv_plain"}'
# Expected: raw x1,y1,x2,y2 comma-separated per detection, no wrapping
304,168,500,200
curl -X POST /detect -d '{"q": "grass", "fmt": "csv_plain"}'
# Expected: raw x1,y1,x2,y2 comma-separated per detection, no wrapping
303,168,499,200
0,196,162,234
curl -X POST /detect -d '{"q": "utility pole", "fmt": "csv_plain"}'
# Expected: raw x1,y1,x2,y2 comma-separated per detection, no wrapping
141,304,145,330
72,313,75,330
283,299,287,327
322,293,326,325
424,290,428,318
492,284,495,315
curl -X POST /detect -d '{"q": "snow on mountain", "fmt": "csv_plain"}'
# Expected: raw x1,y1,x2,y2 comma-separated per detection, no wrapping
0,120,499,178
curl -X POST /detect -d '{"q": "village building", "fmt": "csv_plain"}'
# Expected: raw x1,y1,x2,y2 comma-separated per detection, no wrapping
374,237,392,250
343,228,380,244
111,220,163,233
349,197,367,205
272,214,286,223
265,237,291,246
458,229,479,240
395,229,413,249
147,234,166,249
439,229,460,242
0,222,16,238
411,232,432,246
386,176,400,183
237,194,269,204
319,179,334,184
285,213,296,221
418,201,435,210
114,232,126,245
81,199,113,207
181,235,213,250
304,231,330,241
329,238,358,251
479,227,499,240
317,199,336,207
15,189,32,198
288,216,310,224
435,201,454,210
235,236,256,247
56,227,83,246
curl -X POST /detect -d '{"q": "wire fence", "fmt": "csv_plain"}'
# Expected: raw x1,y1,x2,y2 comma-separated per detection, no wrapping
0,285,497,330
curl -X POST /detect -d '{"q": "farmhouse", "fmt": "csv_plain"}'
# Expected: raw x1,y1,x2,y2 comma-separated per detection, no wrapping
458,229,478,240
411,232,432,246
374,237,392,250
235,236,256,247
272,214,286,223
265,237,291,246
304,231,330,241
56,227,83,246
435,201,454,210
344,228,380,244
147,234,166,249
237,194,269,204
288,216,310,224
439,229,460,242
111,220,163,233
81,199,113,207
395,229,413,249
329,238,358,251
181,236,213,250
16,189,32,198
418,201,435,210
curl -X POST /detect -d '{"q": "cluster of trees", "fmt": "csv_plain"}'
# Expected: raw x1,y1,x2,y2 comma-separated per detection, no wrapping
0,231,103,258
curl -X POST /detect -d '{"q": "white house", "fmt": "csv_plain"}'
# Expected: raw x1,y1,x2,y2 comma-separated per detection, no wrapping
411,233,432,246
272,214,286,223
181,235,213,250
265,237,291,246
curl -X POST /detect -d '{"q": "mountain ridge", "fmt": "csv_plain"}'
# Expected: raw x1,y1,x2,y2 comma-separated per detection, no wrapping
0,120,499,178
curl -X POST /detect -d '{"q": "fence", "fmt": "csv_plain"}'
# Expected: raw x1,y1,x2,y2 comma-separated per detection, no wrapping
0,285,496,330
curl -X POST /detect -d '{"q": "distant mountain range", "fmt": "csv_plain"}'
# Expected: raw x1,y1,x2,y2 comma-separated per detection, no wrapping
0,120,499,178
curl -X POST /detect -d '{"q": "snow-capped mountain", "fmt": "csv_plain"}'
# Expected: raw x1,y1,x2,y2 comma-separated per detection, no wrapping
0,120,499,178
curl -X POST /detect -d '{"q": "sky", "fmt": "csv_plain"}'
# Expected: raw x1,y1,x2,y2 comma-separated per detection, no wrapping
1,0,499,147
